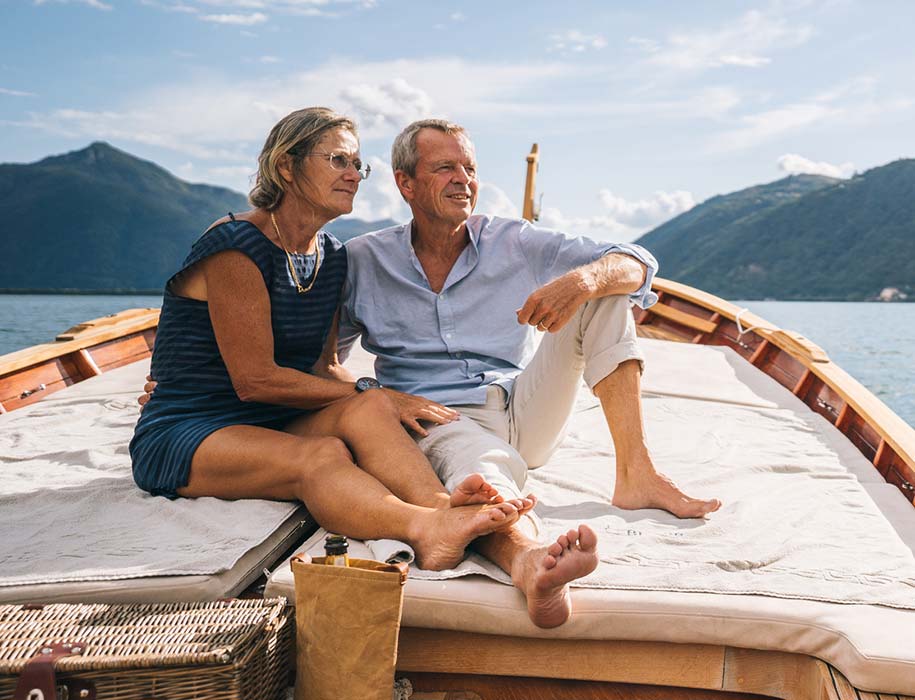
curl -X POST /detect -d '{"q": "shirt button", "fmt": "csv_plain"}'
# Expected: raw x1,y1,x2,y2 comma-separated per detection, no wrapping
455,352,463,358
445,333,453,339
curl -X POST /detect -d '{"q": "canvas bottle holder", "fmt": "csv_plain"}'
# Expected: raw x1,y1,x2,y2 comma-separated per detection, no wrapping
291,554,408,700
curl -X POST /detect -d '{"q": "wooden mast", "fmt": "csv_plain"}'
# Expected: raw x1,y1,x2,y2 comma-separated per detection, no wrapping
522,143,539,221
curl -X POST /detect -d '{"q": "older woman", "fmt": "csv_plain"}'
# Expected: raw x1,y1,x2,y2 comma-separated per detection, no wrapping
130,107,526,570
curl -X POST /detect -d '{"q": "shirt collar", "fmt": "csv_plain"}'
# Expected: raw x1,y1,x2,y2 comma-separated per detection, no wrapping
402,216,482,290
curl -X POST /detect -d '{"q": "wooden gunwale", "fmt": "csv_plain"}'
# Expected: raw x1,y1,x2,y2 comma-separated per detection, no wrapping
636,277,915,506
0,308,159,413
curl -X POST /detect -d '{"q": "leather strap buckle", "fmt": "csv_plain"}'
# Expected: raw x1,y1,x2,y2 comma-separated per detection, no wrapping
13,641,96,700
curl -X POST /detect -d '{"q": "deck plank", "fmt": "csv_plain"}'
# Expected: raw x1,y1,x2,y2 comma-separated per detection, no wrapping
405,673,774,700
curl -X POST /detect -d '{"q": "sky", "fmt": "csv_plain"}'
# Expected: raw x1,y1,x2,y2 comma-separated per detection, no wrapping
2,0,914,242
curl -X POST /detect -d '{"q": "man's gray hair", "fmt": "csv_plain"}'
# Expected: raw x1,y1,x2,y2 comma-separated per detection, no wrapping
391,119,469,176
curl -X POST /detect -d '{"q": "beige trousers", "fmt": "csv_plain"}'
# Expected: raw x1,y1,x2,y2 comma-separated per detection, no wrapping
415,295,643,502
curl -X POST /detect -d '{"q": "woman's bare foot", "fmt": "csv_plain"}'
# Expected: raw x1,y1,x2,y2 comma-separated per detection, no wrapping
449,473,504,507
510,525,599,629
612,456,721,518
412,502,521,570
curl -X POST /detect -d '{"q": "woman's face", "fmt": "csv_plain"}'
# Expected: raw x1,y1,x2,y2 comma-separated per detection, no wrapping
291,127,362,220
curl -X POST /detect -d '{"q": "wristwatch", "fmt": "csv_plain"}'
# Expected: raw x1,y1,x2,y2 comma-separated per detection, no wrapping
355,377,382,392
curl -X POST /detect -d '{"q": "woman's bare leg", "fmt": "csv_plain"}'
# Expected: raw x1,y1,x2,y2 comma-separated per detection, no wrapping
177,424,519,569
285,391,532,513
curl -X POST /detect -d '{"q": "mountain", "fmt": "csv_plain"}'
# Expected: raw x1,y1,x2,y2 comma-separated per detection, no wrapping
635,162,915,300
0,142,398,292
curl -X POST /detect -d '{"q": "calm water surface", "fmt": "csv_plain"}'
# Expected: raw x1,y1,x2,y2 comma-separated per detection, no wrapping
0,295,912,426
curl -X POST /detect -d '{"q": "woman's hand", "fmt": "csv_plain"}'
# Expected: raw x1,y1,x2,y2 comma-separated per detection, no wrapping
381,388,460,437
138,374,158,409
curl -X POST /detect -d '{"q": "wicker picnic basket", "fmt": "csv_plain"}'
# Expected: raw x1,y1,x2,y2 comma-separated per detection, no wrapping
0,598,293,700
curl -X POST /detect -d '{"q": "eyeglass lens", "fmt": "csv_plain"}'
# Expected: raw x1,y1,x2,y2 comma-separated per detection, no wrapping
328,153,370,179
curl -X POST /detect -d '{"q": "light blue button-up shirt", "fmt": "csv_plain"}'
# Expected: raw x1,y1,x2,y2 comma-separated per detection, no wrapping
339,215,658,406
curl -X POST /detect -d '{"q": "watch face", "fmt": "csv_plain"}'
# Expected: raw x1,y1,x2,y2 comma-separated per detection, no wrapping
356,377,381,392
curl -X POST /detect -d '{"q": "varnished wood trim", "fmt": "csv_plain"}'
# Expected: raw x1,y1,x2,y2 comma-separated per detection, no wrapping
0,309,159,377
646,302,718,334
73,348,102,378
792,369,812,396
749,339,771,366
397,630,724,690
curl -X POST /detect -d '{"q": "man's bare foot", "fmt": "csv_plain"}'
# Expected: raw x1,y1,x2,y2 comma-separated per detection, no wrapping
511,525,599,629
413,502,520,570
449,475,537,518
449,473,504,507
612,457,721,518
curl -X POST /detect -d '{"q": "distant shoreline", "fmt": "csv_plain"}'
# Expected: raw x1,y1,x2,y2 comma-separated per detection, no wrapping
0,289,911,303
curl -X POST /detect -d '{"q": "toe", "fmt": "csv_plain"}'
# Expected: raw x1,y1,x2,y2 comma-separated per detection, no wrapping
578,524,598,551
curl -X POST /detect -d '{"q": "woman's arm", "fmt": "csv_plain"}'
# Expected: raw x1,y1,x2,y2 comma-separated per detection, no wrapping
311,309,357,382
205,249,356,409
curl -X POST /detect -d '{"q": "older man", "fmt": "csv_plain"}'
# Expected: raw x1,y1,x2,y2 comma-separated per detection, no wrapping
334,119,721,625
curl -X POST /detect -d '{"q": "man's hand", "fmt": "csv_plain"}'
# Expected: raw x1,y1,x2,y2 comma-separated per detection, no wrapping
138,374,157,409
382,388,460,437
516,269,592,333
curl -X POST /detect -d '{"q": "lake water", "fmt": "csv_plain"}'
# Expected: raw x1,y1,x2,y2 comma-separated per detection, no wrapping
0,295,912,427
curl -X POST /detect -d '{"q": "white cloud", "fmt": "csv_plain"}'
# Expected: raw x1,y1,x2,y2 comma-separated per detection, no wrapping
175,161,195,179
449,11,465,22
259,55,281,64
476,183,520,219
548,30,607,54
598,189,696,229
346,157,411,223
201,11,267,23
340,78,433,131
537,188,695,242
0,88,37,97
34,0,112,10
635,9,812,71
711,76,914,153
718,54,771,68
777,153,854,178
149,0,375,18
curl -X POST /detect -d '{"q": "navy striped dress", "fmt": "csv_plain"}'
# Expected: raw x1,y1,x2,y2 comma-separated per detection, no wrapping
130,216,347,497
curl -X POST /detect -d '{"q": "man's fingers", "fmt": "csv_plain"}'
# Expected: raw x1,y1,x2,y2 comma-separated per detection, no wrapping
146,374,152,382
516,296,540,325
405,418,429,437
137,394,149,407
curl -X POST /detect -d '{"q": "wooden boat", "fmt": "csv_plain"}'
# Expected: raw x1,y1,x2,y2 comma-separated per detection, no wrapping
1,147,914,700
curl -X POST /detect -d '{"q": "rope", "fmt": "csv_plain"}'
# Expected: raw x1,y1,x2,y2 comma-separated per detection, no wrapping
734,308,759,338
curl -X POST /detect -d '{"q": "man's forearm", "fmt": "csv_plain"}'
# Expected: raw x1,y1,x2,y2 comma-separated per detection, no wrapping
574,252,647,299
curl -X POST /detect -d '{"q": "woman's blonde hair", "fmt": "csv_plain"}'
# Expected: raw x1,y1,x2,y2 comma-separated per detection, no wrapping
249,107,358,210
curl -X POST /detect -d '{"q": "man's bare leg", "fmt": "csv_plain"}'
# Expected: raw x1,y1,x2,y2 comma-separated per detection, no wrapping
595,359,721,518
472,525,599,628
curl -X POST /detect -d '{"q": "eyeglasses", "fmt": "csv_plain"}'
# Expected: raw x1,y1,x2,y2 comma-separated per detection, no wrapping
306,151,372,180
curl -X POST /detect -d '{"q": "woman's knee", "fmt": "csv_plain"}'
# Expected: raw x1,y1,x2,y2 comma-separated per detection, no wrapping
336,389,399,429
296,434,350,480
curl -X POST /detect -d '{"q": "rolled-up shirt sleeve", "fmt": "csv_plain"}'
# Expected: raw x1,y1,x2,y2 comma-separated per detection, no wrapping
601,242,659,309
517,221,659,309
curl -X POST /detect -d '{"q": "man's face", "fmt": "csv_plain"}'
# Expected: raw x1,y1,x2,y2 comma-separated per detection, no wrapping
397,129,479,228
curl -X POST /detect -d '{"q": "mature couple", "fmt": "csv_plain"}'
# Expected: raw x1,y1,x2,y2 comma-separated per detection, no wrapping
131,107,720,629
